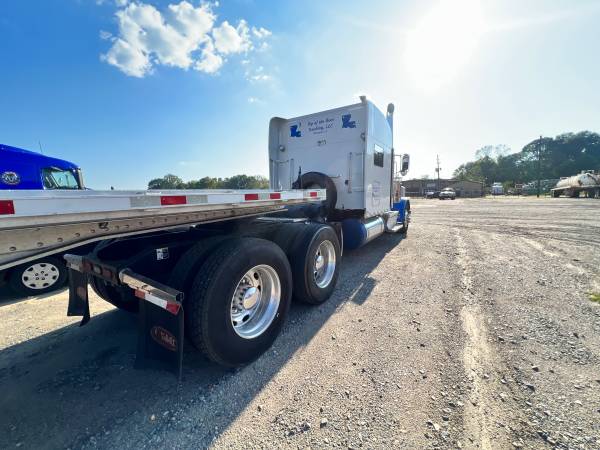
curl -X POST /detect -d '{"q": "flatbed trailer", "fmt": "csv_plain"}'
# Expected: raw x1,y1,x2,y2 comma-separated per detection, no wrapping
0,188,326,270
0,98,411,377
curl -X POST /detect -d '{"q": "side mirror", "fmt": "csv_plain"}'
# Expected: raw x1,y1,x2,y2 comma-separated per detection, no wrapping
401,154,410,175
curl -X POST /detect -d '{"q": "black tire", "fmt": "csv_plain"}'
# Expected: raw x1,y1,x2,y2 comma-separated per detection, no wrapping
292,172,337,217
271,222,306,255
167,235,231,293
89,276,139,312
186,238,292,367
8,257,68,296
288,224,341,304
400,205,411,234
168,236,232,340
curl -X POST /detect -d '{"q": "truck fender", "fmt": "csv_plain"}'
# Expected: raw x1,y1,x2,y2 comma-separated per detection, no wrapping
392,198,410,222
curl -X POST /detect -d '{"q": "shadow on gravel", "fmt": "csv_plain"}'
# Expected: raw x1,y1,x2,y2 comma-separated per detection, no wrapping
0,286,69,307
0,232,406,449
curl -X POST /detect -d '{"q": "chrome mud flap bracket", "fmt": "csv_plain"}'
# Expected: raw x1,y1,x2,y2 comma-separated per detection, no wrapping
120,269,184,380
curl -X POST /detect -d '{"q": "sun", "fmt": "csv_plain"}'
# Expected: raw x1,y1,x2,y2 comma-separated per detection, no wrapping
405,0,486,92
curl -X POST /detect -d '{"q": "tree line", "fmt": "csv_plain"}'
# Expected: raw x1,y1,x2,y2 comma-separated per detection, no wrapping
453,131,600,185
148,174,270,190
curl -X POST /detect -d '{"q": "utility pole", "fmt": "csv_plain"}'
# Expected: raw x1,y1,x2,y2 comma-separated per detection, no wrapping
435,154,441,191
536,135,543,198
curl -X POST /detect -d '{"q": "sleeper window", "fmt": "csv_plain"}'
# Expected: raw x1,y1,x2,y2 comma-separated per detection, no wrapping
374,144,384,168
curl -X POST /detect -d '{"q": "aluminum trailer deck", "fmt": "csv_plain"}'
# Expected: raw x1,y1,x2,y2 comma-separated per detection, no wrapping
0,188,326,271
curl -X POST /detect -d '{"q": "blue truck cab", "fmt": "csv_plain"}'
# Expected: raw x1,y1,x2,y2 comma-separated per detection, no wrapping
1,144,85,296
0,144,84,190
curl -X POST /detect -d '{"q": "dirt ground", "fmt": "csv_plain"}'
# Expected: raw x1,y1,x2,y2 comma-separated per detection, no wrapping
1,197,599,449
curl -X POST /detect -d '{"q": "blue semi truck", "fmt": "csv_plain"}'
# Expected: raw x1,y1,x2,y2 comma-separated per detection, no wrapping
0,144,85,295
1,144,84,190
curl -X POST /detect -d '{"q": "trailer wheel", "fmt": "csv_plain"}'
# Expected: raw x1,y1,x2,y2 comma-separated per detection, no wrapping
8,257,68,296
288,224,341,305
187,238,292,367
89,277,138,312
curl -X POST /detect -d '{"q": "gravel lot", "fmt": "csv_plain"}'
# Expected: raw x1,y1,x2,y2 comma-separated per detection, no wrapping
1,197,599,449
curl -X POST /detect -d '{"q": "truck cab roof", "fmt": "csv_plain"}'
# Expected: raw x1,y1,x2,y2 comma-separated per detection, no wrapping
0,144,79,170
1,144,81,190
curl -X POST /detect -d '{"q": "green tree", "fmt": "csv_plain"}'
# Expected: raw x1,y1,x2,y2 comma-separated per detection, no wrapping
148,174,184,189
147,174,269,190
453,132,600,186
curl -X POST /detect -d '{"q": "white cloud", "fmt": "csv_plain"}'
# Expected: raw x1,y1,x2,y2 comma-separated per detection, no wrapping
195,40,223,73
212,20,251,54
101,1,271,78
99,30,112,40
251,26,271,39
245,65,272,83
101,38,151,77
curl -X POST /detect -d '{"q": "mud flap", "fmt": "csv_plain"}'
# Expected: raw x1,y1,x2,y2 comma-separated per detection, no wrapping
67,268,90,326
135,299,184,380
330,222,344,257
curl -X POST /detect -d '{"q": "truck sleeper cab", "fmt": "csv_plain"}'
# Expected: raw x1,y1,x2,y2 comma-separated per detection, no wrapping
269,96,411,248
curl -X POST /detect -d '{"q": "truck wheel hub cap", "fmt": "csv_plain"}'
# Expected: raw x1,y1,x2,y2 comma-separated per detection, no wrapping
314,240,336,289
242,286,259,309
22,262,59,290
231,265,281,339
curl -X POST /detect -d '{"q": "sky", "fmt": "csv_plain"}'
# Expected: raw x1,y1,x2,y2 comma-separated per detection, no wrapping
1,0,599,188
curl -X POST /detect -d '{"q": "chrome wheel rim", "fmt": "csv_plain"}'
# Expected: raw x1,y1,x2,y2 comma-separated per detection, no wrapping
230,265,281,339
314,240,336,288
21,262,60,290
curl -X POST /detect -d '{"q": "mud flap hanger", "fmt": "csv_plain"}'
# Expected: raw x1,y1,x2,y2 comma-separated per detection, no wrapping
64,254,185,380
119,269,184,380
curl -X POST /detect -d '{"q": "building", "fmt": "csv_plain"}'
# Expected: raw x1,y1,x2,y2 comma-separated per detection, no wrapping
403,178,484,198
449,180,485,198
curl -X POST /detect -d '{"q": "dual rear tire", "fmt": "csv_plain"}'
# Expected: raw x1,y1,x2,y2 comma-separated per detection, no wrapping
170,225,341,366
180,238,292,367
274,223,341,304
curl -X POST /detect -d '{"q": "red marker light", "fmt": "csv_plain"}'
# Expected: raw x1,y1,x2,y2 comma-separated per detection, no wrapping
165,303,181,315
244,193,259,201
269,193,281,200
160,195,187,206
0,200,15,215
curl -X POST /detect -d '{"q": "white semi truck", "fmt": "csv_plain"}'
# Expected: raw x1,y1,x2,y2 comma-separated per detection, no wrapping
0,98,410,376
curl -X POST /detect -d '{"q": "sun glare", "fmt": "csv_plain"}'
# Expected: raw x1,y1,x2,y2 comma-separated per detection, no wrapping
405,0,486,92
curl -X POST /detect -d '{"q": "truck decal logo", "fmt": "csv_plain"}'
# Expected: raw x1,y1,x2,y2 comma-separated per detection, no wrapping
342,114,356,129
150,326,178,352
290,124,302,137
1,171,20,185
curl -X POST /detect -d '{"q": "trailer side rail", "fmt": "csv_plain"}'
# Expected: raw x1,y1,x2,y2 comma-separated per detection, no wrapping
0,188,326,270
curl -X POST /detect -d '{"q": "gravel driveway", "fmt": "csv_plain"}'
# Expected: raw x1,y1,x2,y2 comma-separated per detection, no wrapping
1,197,599,449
